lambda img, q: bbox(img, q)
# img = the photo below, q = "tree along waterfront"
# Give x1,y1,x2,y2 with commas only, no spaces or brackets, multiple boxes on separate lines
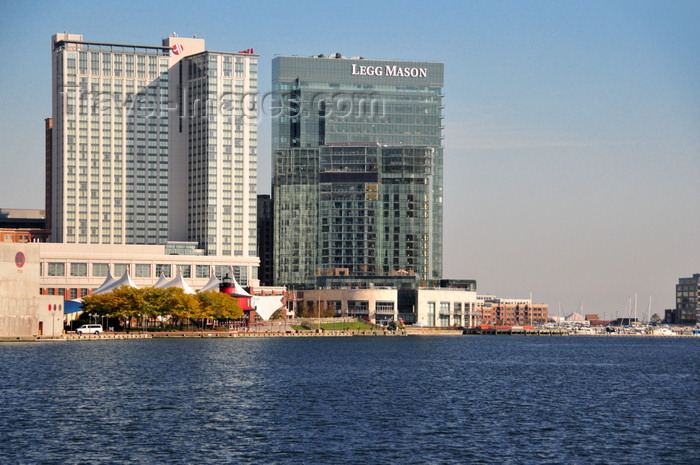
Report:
80,286,242,331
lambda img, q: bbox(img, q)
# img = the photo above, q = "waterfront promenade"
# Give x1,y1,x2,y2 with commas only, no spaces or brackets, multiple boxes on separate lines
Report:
4,324,697,341
465,326,570,336
57,329,407,340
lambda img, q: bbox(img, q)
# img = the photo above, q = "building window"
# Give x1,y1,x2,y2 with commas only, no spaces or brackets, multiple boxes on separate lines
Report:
439,313,450,327
134,263,151,278
215,265,229,279
48,263,65,277
92,263,109,277
114,263,129,276
178,265,191,278
376,301,395,313
427,302,435,326
232,266,247,285
347,300,369,316
70,263,88,277
196,265,210,279
440,302,450,314
155,264,171,278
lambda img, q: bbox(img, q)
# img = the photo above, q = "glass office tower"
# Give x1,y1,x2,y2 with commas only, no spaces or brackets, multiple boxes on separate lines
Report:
272,55,444,288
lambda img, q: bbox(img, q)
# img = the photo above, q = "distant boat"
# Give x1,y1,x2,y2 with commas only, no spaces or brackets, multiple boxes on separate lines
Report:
652,327,677,336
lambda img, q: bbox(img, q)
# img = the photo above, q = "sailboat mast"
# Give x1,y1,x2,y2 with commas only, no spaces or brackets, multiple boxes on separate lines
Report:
627,296,632,327
558,302,561,326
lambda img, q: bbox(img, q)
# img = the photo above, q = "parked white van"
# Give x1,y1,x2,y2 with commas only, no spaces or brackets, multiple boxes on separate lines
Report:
76,324,103,335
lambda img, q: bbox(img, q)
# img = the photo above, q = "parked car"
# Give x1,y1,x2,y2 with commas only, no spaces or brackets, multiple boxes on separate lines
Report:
76,324,102,335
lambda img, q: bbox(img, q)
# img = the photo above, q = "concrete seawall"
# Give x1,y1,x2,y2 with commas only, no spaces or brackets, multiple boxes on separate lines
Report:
7,329,696,342
151,330,407,338
3,330,408,341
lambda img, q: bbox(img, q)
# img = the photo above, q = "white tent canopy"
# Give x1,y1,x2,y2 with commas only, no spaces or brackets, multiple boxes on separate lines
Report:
252,295,285,321
163,269,196,294
198,272,221,292
92,269,116,295
93,270,139,295
225,267,252,297
153,271,169,289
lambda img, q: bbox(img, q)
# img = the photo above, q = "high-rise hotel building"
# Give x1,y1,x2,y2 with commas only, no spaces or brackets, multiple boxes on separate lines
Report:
272,55,444,288
50,33,259,280
51,33,170,245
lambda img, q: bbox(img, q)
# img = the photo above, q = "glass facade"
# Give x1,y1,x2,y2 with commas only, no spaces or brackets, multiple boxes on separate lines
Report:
676,274,700,324
272,56,444,288
273,148,319,288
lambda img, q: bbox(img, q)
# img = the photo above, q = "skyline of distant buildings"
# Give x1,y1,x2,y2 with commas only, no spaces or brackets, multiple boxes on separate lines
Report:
17,31,700,326
21,32,462,323
5,31,698,325
47,32,450,293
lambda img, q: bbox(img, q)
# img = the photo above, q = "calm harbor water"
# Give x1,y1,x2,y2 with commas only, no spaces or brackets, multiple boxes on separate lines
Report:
1,336,698,464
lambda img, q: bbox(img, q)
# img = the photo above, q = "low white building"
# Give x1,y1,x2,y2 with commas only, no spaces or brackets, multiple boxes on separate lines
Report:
300,288,399,323
298,286,478,327
415,288,478,327
37,242,260,300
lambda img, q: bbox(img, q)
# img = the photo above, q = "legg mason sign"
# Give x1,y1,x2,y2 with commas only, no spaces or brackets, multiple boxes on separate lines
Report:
351,64,427,78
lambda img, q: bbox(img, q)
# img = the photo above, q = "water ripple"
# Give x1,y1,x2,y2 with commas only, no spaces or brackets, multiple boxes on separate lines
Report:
0,336,698,464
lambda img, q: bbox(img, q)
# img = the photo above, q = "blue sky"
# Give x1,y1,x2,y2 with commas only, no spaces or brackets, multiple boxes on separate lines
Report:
1,0,698,319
